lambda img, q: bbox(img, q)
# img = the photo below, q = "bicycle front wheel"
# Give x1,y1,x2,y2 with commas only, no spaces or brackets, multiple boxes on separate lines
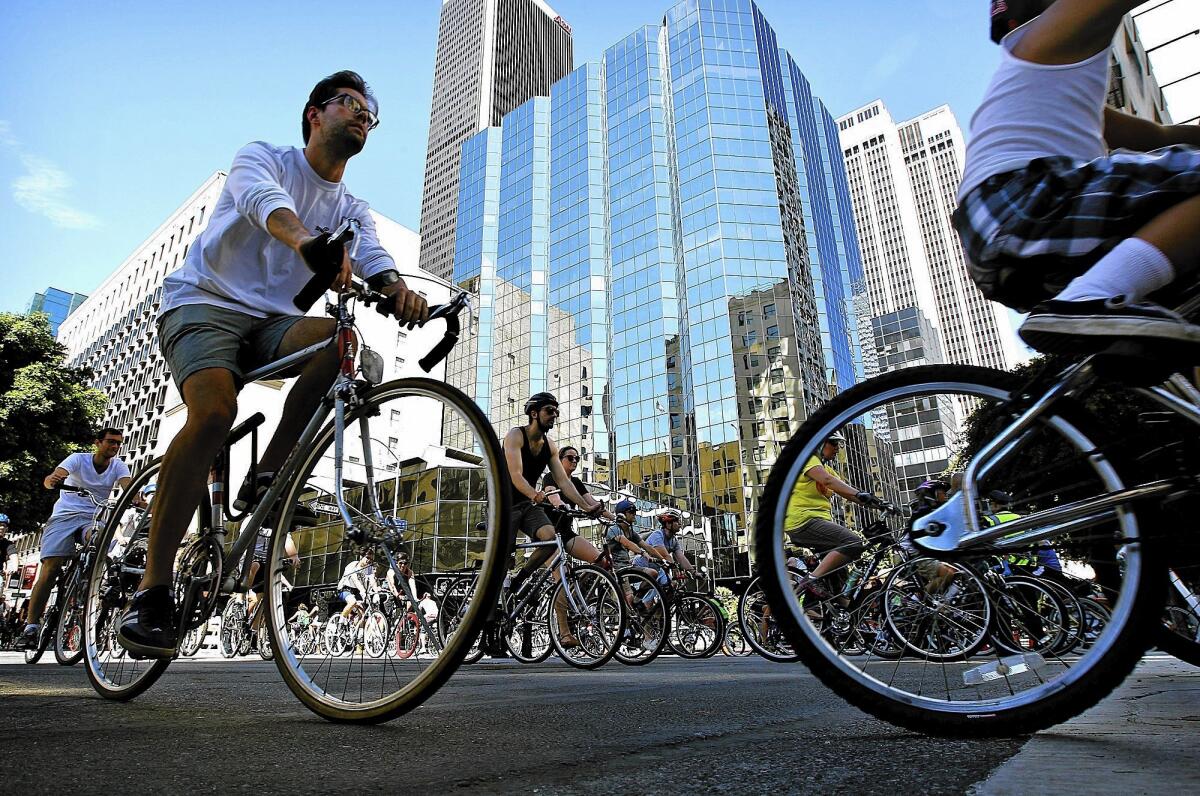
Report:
755,364,1164,736
267,377,511,723
549,564,626,669
82,459,171,699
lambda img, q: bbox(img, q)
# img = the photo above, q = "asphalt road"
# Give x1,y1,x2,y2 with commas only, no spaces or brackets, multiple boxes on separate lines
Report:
4,653,1028,794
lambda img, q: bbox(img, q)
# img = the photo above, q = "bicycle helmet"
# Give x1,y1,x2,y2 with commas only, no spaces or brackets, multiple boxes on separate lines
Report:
0,513,8,524
614,499,637,515
825,432,846,445
141,483,157,496
523,391,559,416
657,508,683,525
990,0,1049,44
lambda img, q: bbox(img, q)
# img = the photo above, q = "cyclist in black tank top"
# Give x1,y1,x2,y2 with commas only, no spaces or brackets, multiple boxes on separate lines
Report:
499,392,610,647
513,426,551,505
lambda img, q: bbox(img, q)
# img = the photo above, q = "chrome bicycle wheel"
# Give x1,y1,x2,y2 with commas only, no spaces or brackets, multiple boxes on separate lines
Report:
755,364,1164,736
613,569,669,666
267,377,511,723
739,575,799,663
504,584,554,664
549,564,626,669
83,459,171,700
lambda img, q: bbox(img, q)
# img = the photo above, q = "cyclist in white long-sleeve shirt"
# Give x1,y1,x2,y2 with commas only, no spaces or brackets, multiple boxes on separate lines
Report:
119,71,429,658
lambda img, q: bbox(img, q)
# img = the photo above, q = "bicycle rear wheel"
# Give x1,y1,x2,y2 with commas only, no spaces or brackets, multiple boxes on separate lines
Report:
613,569,669,666
267,378,511,723
54,575,85,666
739,575,799,663
82,459,171,699
755,364,1165,736
504,585,554,664
668,595,724,659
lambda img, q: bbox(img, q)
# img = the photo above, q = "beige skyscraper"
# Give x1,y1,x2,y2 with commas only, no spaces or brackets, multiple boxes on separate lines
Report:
417,0,573,281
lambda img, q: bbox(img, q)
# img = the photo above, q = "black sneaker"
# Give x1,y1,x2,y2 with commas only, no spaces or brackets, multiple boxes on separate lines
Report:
1019,297,1200,355
117,585,178,659
21,624,41,650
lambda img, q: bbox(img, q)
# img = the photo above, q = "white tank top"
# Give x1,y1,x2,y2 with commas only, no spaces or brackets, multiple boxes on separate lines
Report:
958,26,1109,202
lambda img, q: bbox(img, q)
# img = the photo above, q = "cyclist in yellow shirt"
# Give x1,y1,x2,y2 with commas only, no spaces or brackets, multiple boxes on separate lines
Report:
784,432,883,598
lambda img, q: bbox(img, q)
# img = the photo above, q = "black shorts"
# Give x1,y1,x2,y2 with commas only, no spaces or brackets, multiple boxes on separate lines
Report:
953,146,1200,311
510,502,576,542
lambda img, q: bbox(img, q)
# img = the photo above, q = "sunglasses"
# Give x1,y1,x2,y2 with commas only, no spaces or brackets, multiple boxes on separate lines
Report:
319,93,380,130
563,455,580,463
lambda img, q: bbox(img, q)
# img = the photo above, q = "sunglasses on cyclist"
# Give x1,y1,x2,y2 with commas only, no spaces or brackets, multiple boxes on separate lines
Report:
319,93,380,130
563,455,581,463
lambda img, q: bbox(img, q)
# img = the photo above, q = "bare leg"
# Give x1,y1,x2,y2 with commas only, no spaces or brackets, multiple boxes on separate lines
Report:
258,319,342,475
1134,197,1200,282
810,550,851,579
25,558,66,625
140,368,238,590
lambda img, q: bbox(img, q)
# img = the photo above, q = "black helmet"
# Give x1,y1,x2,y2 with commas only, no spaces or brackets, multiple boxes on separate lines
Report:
990,0,1048,44
524,392,559,416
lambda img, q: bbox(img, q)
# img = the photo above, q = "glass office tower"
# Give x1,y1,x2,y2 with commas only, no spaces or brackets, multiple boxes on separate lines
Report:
451,0,894,579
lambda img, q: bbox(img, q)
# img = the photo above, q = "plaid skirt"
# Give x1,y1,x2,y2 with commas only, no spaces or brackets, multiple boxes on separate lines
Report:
953,146,1200,311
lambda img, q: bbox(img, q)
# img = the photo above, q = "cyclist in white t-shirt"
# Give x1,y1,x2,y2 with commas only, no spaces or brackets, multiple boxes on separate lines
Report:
954,1,1200,355
119,71,430,658
23,427,134,648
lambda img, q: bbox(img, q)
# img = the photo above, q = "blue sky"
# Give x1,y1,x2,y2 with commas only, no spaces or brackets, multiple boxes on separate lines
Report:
0,0,1004,312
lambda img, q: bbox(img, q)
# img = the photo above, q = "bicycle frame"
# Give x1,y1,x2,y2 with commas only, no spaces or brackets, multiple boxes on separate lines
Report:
913,356,1200,557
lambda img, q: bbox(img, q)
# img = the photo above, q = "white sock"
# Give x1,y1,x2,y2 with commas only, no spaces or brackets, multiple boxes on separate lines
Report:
1056,238,1175,303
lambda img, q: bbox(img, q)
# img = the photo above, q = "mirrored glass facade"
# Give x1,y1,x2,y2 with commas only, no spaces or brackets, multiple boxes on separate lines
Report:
451,0,889,581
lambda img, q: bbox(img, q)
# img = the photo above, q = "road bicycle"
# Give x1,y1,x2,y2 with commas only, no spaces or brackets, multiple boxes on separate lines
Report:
25,486,119,666
81,218,512,723
756,289,1200,735
447,505,627,669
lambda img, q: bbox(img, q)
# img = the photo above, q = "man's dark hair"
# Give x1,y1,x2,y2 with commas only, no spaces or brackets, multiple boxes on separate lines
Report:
559,446,579,460
96,426,123,441
302,70,377,144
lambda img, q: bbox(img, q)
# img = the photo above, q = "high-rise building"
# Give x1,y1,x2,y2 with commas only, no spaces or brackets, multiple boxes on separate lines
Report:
418,0,574,282
838,101,1018,374
26,287,87,337
451,0,890,581
837,101,1022,499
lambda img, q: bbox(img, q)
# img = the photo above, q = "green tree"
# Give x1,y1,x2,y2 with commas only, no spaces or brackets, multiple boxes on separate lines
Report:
0,312,107,534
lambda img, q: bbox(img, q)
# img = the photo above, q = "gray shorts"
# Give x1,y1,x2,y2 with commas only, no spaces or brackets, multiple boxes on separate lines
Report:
40,512,92,559
510,502,557,540
157,304,307,390
787,518,865,560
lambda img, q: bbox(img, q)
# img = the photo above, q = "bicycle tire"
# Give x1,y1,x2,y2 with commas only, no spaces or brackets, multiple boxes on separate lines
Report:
613,569,669,666
266,377,511,723
504,584,555,664
549,563,626,669
738,575,800,663
179,624,206,657
1158,607,1200,667
668,595,724,659
82,458,171,700
722,624,752,657
24,620,50,665
755,364,1165,737
54,574,85,666
988,575,1072,657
